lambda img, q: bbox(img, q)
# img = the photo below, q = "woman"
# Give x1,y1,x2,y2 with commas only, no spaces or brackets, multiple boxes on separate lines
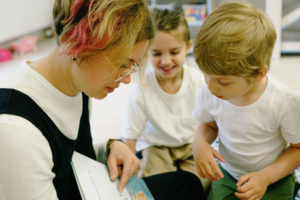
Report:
0,0,204,200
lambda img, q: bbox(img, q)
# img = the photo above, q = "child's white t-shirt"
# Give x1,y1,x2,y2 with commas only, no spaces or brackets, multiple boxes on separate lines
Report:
192,75,300,179
122,65,204,152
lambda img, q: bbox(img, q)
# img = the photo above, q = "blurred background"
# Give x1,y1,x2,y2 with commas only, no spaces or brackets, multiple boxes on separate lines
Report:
0,0,299,144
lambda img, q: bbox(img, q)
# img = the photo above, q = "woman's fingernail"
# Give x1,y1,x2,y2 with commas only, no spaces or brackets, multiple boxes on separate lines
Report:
119,187,124,192
111,173,116,180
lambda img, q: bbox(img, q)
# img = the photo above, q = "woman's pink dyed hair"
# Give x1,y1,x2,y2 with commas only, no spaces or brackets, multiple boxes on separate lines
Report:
53,0,155,62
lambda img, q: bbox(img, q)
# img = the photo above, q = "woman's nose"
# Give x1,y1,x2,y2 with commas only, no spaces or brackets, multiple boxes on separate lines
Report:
120,74,131,84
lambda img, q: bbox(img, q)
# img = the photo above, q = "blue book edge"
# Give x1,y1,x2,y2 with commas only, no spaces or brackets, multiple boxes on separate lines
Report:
126,176,155,200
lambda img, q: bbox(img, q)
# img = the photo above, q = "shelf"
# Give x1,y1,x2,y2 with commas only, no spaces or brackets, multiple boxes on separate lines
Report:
281,42,300,54
187,21,204,27
282,6,300,30
281,6,300,53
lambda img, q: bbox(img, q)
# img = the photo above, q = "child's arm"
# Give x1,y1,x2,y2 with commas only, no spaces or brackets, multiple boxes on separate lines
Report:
192,121,226,182
235,143,300,200
123,138,137,154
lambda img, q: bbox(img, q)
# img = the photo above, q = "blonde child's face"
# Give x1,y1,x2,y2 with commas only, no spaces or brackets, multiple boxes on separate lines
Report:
148,31,190,79
204,73,254,100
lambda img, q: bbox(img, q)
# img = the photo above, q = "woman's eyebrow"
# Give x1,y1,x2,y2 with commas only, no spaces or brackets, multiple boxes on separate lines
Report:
128,58,136,62
128,58,141,63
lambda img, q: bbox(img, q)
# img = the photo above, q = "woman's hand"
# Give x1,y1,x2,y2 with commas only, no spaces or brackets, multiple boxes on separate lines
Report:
107,141,140,192
192,139,225,182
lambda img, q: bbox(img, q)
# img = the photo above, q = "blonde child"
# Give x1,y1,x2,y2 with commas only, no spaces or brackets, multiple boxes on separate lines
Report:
122,8,210,192
192,2,300,200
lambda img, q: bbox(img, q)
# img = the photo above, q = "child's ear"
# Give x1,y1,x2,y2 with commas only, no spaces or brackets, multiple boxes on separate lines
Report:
257,65,268,82
186,40,193,55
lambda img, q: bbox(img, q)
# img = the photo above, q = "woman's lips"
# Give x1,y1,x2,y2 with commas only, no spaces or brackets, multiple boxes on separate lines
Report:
106,87,115,93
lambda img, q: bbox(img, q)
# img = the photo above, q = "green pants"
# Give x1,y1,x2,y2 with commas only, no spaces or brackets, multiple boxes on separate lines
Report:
208,164,295,200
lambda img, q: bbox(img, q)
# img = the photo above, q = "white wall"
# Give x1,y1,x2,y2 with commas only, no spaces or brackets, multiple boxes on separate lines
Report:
0,0,55,43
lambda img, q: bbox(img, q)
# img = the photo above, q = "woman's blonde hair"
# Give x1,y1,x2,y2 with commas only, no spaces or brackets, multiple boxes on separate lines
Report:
193,1,276,83
53,0,155,68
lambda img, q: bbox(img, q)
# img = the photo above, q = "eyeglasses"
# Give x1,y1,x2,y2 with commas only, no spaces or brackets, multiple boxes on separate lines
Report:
115,62,141,82
102,53,141,82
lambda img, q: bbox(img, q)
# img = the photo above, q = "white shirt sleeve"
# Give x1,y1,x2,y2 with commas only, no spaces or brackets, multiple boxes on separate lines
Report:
0,116,58,200
280,95,300,144
192,84,215,123
93,141,109,165
122,84,148,140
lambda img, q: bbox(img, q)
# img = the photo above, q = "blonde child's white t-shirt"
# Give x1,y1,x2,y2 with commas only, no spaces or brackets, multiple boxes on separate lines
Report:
192,75,300,179
122,65,204,152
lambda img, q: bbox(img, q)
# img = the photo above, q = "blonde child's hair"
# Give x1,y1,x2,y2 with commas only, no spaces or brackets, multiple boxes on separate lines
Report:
193,1,276,83
151,8,190,46
53,0,155,71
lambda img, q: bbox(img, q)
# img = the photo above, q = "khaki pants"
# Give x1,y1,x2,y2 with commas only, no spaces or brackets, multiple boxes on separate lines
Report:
138,144,211,193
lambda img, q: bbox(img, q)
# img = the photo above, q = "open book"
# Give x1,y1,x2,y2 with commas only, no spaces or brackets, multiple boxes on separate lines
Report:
72,152,155,200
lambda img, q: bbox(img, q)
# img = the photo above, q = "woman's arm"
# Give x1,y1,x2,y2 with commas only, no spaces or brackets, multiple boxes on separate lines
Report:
0,118,58,200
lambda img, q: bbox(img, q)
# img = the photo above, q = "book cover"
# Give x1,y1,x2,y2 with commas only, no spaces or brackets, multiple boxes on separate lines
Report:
72,151,155,200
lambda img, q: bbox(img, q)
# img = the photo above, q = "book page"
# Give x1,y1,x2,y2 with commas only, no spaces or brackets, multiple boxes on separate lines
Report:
72,152,155,200
72,152,131,200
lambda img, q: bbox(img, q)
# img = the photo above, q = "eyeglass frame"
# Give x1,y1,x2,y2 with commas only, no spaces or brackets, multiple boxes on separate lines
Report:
101,52,141,82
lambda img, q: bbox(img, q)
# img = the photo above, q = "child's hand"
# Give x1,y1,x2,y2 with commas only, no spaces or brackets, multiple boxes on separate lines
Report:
193,140,226,182
235,171,270,200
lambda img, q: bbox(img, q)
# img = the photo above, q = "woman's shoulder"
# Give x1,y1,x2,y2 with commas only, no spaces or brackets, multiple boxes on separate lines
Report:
0,114,52,149
0,114,53,170
0,114,55,199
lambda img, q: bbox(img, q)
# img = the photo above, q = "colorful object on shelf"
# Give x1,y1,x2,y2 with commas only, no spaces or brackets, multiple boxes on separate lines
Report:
182,4,206,22
10,36,38,55
0,48,13,62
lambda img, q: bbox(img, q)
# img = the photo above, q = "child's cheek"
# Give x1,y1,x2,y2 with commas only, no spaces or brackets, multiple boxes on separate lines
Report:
149,57,158,67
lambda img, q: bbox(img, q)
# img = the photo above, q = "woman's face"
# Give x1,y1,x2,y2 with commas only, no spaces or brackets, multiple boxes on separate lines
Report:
71,39,149,99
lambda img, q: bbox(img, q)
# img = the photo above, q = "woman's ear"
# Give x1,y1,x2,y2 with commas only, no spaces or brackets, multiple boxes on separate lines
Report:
186,40,193,55
257,65,268,82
